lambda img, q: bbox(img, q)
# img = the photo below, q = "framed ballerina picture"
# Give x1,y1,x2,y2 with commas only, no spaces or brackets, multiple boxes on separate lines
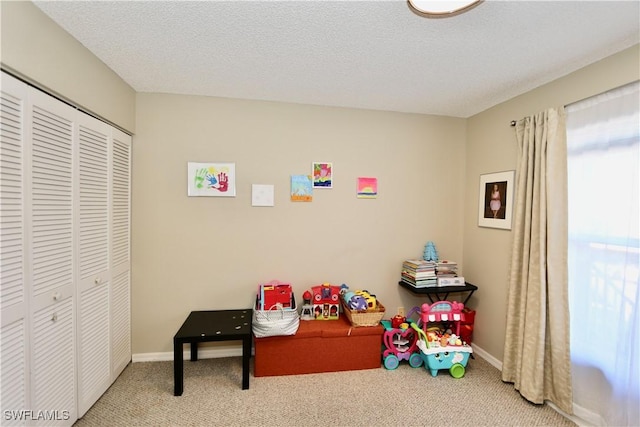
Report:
478,170,514,229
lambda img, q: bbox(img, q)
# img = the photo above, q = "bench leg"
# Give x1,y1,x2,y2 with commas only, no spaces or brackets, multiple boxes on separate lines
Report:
174,339,183,396
242,336,251,390
190,342,198,361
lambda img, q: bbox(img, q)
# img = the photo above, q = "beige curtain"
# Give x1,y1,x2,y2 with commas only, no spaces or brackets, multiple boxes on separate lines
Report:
501,107,573,414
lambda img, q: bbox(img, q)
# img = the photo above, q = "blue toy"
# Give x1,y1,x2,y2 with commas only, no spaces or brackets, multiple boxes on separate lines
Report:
423,241,439,262
348,295,368,311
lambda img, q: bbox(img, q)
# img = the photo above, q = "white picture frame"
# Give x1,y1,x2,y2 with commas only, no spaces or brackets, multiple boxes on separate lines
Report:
478,170,514,230
187,162,236,197
311,161,333,189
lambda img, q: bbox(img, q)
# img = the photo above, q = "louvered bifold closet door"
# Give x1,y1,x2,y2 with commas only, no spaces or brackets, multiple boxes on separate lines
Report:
1,72,29,426
75,113,111,418
110,128,131,379
28,86,77,426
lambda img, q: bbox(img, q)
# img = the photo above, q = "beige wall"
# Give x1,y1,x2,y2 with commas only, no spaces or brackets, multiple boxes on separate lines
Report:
5,0,638,359
132,94,466,353
464,44,640,362
0,1,136,133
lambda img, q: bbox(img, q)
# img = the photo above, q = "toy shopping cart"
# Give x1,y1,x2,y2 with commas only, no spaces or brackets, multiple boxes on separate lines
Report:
411,300,473,378
380,307,423,370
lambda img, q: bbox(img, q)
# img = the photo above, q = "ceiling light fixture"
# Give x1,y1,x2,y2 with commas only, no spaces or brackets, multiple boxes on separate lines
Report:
408,0,482,17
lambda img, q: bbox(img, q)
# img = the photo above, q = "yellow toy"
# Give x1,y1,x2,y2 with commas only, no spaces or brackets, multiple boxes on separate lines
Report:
354,290,377,310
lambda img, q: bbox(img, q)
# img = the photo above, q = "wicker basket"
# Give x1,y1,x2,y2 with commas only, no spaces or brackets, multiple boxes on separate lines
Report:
341,300,386,327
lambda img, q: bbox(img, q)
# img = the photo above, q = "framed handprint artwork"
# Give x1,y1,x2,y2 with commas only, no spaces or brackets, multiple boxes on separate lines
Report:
187,162,236,197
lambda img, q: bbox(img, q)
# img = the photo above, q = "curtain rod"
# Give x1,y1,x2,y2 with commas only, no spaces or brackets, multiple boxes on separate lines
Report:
509,80,640,127
510,101,571,126
510,99,574,126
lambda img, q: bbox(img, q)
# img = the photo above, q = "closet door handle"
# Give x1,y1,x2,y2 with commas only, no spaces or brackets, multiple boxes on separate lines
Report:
53,292,61,301
51,313,58,322
94,277,102,285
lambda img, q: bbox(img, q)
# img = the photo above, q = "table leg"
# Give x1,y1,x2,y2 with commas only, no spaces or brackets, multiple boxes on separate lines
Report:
242,335,251,390
174,339,183,396
190,342,198,361
463,291,476,305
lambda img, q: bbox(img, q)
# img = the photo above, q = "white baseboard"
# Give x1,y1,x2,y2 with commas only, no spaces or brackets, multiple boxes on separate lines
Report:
471,344,503,371
547,402,600,427
135,342,502,368
468,346,595,427
132,344,248,363
135,342,504,366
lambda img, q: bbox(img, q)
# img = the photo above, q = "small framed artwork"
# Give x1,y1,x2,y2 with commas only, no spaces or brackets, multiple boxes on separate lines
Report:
478,170,515,229
357,177,377,199
252,184,274,207
290,175,313,202
187,162,236,197
312,162,333,188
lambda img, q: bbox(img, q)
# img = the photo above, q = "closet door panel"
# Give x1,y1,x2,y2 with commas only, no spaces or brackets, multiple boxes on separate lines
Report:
77,116,109,280
1,73,29,425
110,268,130,377
0,320,27,427
76,113,111,417
1,73,27,316
77,283,109,416
110,129,131,378
28,85,77,427
110,130,130,271
31,296,75,426
28,88,75,312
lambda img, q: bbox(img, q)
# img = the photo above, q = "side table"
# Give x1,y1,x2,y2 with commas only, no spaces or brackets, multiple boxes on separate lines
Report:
173,309,252,396
398,281,478,305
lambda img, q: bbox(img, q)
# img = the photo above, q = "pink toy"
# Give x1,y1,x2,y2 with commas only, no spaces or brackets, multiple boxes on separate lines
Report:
420,300,464,336
381,306,423,370
415,300,473,377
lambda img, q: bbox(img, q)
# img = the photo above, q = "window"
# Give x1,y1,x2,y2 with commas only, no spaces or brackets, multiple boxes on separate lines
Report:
566,81,639,426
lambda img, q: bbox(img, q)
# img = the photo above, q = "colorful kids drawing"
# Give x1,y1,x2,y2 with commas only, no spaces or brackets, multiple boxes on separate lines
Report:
194,165,229,192
187,162,236,197
312,162,332,188
291,175,313,202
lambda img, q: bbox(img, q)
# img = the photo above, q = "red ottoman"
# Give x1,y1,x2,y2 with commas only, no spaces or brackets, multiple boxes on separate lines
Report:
254,316,384,377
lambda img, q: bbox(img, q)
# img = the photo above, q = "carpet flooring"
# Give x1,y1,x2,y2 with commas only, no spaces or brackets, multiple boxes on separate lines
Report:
74,355,576,426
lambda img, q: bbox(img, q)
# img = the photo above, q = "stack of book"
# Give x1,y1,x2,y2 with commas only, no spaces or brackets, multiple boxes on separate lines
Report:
401,259,437,288
436,260,458,277
436,260,465,286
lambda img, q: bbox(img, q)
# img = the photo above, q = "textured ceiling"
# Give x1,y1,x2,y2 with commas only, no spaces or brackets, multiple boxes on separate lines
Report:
34,0,639,118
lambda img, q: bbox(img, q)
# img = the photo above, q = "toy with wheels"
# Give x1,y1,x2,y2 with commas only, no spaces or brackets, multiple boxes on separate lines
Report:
380,307,423,370
411,300,473,378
